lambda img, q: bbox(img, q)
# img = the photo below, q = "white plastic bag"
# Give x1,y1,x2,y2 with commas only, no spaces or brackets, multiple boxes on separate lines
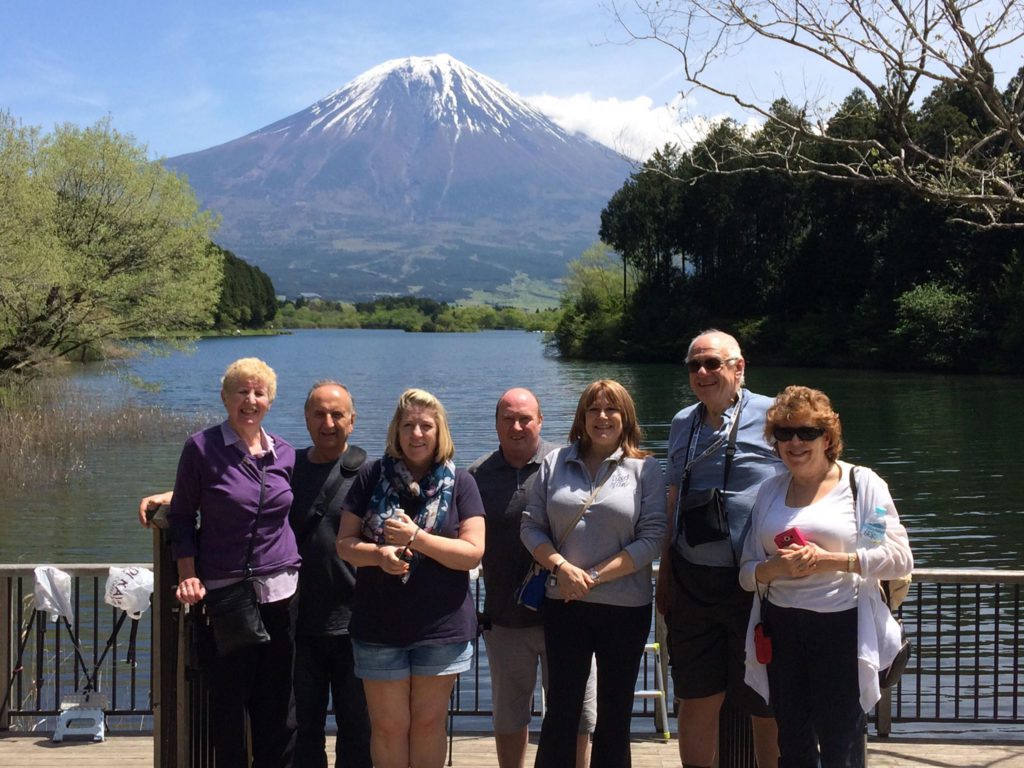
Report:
104,566,154,619
34,566,75,623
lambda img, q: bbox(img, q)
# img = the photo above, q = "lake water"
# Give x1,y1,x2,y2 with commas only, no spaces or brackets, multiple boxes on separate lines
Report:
2,328,1022,569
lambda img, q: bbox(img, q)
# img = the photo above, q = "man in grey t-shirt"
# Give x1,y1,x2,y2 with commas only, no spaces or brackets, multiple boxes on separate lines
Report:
468,387,595,768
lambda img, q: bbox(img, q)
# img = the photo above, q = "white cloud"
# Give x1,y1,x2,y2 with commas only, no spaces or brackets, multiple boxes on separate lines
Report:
525,91,717,161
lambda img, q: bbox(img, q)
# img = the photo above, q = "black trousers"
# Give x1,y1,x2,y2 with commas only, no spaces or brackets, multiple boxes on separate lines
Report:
535,599,651,768
293,633,372,768
200,594,297,768
765,604,866,768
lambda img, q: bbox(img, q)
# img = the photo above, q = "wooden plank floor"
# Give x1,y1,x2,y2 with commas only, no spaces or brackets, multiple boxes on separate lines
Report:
3,732,1024,767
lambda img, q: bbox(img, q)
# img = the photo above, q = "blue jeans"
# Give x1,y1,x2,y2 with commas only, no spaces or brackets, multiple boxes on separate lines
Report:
293,633,372,768
766,604,865,768
535,599,651,768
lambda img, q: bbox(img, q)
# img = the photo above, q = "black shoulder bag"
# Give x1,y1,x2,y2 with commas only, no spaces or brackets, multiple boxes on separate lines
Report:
677,396,743,548
203,460,272,657
293,446,366,548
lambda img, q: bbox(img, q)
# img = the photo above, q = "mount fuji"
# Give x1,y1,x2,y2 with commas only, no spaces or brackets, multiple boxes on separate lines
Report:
164,54,632,302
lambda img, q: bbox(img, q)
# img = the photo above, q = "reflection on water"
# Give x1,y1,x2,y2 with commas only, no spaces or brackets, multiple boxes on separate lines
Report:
1,329,1022,568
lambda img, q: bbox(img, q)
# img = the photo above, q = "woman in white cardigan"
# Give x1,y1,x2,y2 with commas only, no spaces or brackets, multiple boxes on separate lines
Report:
739,386,912,768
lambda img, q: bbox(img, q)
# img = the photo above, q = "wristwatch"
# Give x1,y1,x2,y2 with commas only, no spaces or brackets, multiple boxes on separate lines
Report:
588,568,601,583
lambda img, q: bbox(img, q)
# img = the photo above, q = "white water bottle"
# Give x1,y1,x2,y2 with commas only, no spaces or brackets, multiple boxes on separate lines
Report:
860,506,887,544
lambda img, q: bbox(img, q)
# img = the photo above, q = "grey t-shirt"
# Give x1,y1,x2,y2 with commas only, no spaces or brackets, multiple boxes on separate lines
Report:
521,444,667,608
468,440,559,628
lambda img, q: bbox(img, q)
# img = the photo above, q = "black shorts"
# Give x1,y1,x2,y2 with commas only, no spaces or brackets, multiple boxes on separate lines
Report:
666,550,772,717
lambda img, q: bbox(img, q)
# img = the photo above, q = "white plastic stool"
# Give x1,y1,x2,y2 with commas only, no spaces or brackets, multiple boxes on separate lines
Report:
634,642,670,740
52,691,107,742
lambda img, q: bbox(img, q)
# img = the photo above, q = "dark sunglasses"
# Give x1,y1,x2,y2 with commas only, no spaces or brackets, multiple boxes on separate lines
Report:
772,426,826,442
685,356,737,373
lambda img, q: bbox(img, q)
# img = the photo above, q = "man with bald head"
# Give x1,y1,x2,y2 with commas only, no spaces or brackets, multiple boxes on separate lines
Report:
469,388,595,768
657,330,781,768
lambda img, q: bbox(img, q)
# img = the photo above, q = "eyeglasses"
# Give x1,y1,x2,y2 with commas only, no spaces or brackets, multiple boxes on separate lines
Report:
772,426,826,442
685,356,737,373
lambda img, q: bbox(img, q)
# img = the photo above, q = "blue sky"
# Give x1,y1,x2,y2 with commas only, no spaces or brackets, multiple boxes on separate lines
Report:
21,1,1013,162
2,1,755,160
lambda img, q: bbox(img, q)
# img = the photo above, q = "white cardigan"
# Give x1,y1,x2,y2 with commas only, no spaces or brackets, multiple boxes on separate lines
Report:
741,462,913,712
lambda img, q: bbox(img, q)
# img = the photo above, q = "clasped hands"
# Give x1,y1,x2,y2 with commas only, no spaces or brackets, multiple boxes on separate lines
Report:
379,512,419,577
554,561,595,603
769,541,823,579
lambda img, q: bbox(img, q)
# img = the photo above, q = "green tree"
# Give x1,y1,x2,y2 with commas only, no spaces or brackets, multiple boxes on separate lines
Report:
552,243,625,358
215,246,277,329
0,114,221,377
600,145,689,289
891,282,977,368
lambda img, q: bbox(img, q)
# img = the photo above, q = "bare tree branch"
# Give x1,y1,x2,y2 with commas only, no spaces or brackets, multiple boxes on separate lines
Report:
613,0,1024,227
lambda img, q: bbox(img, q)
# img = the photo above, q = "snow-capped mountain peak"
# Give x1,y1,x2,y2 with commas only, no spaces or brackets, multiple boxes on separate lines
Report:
264,53,566,144
165,54,630,302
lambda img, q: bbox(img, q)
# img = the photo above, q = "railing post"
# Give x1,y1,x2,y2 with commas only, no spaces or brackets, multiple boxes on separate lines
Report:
876,685,893,737
718,696,757,768
151,509,185,767
0,574,11,731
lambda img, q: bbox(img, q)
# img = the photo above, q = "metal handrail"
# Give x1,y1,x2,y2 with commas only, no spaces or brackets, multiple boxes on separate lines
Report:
4,564,1024,743
0,563,156,732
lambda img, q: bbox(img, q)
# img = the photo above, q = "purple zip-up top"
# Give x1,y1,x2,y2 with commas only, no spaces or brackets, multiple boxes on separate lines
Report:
167,422,300,581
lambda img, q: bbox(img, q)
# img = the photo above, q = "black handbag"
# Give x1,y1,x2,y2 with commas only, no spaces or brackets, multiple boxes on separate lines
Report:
679,487,729,547
204,578,270,656
879,622,912,688
203,460,271,657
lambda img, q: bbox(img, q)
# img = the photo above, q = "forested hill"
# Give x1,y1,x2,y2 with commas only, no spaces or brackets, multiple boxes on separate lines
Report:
556,83,1024,374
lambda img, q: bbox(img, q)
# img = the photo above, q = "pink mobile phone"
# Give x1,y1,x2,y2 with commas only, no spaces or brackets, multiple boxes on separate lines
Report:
774,527,808,549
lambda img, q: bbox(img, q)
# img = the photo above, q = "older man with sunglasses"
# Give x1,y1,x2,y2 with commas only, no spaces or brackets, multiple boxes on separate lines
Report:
656,329,782,768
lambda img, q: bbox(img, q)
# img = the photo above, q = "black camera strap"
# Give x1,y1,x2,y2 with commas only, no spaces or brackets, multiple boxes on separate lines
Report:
242,459,268,579
681,390,744,496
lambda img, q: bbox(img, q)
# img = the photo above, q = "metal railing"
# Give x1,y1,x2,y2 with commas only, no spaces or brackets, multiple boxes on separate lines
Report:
877,568,1024,734
0,564,155,730
4,559,1024,759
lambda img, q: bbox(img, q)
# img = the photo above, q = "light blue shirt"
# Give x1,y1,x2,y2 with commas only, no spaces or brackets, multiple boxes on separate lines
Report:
667,389,782,566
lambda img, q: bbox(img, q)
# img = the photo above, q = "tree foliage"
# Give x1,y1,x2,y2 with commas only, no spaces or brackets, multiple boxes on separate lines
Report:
551,243,628,358
614,0,1024,228
276,296,559,333
583,98,1024,371
0,114,221,377
215,246,277,329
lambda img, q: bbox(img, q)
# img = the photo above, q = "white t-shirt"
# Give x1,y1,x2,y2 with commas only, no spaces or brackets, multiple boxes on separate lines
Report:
751,471,859,612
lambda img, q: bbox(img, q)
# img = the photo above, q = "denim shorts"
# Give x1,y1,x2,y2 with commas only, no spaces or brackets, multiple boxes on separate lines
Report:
352,639,473,681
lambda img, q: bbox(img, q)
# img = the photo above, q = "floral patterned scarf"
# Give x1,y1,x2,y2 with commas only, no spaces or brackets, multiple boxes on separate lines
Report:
362,454,456,579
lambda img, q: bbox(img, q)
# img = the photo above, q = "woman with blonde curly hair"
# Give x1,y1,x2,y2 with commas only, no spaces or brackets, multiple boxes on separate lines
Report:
337,388,485,768
740,385,913,768
521,379,666,768
166,357,299,767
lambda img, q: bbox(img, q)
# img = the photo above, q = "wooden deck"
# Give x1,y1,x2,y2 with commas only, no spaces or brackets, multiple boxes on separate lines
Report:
2,732,1024,767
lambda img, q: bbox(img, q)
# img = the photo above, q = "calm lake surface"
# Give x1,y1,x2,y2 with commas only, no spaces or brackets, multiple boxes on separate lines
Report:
2,328,1022,569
